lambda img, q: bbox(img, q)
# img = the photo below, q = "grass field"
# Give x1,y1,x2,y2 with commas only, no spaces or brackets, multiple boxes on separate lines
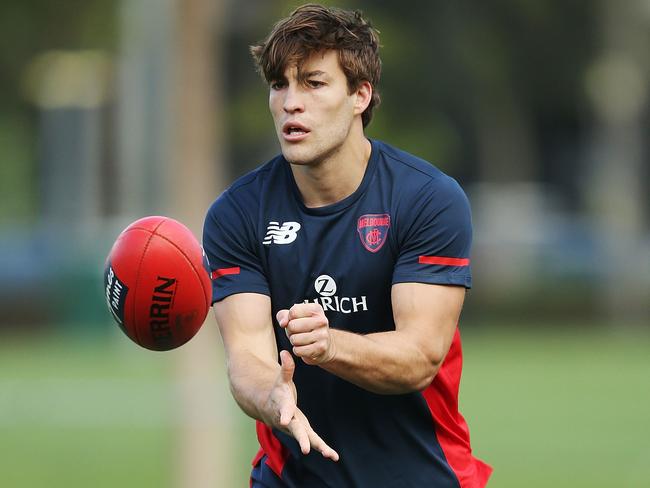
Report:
460,324,650,488
0,323,648,487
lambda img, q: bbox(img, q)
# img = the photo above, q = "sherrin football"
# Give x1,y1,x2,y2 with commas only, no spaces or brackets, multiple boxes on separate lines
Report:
104,216,212,351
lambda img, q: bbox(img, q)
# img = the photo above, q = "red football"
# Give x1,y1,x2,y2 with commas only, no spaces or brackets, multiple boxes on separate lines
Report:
104,216,212,351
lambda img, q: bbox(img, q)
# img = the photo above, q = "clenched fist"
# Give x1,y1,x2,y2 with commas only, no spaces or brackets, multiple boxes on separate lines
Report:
276,303,336,365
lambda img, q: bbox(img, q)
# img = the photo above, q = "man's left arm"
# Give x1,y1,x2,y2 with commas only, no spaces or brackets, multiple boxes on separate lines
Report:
277,282,465,394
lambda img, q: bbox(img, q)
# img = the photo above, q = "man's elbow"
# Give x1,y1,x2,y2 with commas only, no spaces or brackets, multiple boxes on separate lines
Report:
411,364,440,391
371,347,445,394
410,350,444,391
373,361,439,394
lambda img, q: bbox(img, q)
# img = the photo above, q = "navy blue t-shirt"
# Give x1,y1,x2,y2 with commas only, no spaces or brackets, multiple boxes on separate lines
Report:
203,139,491,488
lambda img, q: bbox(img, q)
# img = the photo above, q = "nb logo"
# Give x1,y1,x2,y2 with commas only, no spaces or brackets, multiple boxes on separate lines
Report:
263,221,301,245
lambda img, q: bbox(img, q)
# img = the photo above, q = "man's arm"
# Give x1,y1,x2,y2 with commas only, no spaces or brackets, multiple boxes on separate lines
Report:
214,292,338,460
277,282,465,394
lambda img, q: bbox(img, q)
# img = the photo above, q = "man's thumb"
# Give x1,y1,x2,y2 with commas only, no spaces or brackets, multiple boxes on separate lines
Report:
276,309,289,328
279,350,295,383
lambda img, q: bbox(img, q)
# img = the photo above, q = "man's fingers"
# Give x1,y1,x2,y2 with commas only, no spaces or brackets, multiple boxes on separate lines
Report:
307,427,340,461
290,409,339,461
287,330,317,347
285,316,325,335
288,417,311,455
289,302,324,320
288,415,336,459
292,344,316,358
279,350,295,384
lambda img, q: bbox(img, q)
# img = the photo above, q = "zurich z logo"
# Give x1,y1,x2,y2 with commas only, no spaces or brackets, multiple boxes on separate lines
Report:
263,221,301,245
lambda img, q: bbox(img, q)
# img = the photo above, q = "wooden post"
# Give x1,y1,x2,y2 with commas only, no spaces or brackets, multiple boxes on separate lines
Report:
171,0,231,486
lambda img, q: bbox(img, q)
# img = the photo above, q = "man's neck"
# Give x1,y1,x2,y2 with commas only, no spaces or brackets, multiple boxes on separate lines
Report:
290,135,372,208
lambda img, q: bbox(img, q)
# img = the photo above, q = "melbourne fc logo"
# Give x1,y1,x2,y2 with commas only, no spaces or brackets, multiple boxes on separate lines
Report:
357,213,390,253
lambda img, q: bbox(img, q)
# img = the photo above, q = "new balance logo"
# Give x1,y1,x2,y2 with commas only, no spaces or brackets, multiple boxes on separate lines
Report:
263,221,301,245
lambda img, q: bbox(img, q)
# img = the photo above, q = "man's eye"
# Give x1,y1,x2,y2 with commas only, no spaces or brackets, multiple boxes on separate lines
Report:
270,81,286,90
307,80,325,88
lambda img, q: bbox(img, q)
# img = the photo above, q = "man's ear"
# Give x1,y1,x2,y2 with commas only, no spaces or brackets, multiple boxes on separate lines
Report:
353,81,372,116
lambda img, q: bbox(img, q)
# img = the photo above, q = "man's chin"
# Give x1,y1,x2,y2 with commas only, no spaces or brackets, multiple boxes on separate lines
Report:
282,146,314,166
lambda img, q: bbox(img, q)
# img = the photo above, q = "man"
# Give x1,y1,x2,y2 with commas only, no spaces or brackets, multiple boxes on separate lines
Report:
203,4,491,487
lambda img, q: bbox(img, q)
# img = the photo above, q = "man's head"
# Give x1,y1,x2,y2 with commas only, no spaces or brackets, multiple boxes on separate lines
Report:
251,4,381,128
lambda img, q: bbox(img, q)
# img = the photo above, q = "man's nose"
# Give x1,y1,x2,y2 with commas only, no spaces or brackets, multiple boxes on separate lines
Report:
283,84,305,113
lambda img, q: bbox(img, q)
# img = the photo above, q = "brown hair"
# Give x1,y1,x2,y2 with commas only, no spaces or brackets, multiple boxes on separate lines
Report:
250,3,381,127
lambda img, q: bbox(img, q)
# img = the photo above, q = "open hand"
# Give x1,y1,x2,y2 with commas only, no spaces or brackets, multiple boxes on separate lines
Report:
263,350,339,461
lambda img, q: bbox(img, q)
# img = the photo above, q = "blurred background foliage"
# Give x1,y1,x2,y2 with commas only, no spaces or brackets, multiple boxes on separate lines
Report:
0,0,116,221
0,0,648,487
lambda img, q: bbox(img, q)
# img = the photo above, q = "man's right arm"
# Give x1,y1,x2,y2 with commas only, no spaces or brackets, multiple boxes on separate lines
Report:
213,292,280,420
213,292,339,461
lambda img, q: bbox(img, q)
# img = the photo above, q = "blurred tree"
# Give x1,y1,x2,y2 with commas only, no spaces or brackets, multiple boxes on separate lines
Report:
0,0,116,223
584,0,649,321
224,0,599,190
221,0,648,322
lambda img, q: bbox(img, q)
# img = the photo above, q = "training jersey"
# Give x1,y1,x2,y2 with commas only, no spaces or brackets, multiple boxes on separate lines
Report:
203,139,492,488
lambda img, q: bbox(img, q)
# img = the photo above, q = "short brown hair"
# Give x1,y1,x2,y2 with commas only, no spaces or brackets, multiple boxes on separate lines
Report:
251,3,381,128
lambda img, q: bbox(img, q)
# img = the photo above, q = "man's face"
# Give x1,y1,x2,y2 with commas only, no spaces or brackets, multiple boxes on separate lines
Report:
269,50,359,165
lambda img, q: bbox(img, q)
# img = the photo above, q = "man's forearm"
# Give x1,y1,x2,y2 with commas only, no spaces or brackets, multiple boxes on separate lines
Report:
319,328,442,394
227,355,280,422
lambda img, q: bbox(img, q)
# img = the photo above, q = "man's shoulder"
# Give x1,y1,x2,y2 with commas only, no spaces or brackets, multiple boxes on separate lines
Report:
373,139,463,195
221,155,284,201
227,154,284,196
206,154,284,223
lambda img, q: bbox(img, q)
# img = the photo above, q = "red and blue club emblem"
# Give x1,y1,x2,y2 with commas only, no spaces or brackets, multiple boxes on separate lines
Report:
357,214,390,253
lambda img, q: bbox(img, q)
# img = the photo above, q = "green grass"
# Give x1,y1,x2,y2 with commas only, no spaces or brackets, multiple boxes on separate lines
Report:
0,333,177,488
0,324,648,487
460,325,650,488
3,427,171,487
